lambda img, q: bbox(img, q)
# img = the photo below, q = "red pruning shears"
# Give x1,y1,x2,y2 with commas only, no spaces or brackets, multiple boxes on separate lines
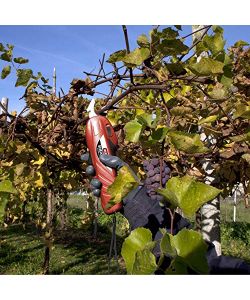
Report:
85,99,122,214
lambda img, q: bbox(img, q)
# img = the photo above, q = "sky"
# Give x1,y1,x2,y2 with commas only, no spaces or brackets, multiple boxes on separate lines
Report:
0,25,250,113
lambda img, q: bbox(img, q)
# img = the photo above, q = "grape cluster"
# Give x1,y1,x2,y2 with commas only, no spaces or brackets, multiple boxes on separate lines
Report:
143,158,171,201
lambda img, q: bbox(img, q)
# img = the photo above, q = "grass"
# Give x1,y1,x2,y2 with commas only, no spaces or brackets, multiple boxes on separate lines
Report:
221,222,250,264
220,199,250,223
0,195,249,274
0,223,126,275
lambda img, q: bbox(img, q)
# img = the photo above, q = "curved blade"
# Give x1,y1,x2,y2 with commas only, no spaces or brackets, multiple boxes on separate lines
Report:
87,98,97,118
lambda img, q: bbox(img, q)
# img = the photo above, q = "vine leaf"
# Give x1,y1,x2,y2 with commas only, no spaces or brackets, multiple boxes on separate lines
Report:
168,130,209,154
166,256,188,274
158,39,188,56
189,57,224,76
0,43,5,51
208,86,228,100
1,65,11,79
151,126,168,141
160,232,176,257
106,165,139,209
15,69,33,87
121,227,156,274
132,249,157,275
122,48,151,66
203,33,225,55
107,50,126,63
34,172,44,188
0,180,17,194
233,103,250,119
32,155,45,166
161,27,179,39
171,229,209,274
13,57,29,64
136,112,155,128
0,51,12,62
198,115,218,125
234,40,249,47
157,175,221,217
137,34,150,48
124,120,143,142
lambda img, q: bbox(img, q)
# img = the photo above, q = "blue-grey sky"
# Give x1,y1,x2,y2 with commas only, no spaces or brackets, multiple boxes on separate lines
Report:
0,25,250,113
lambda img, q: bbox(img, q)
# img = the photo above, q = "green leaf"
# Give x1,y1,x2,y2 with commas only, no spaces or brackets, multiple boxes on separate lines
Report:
168,130,209,154
212,25,224,34
0,180,17,194
230,131,250,142
132,249,157,275
219,64,234,88
15,69,33,87
165,62,186,75
1,65,11,79
0,51,12,62
203,33,225,55
137,34,150,48
170,106,193,116
150,28,161,48
0,192,9,222
0,43,5,52
174,25,182,31
166,256,188,274
122,48,151,66
234,40,249,47
13,57,29,64
157,175,221,217
233,103,250,119
136,112,154,128
172,229,209,274
106,165,139,209
208,86,228,100
161,27,178,39
188,57,224,76
124,120,143,142
158,39,188,56
151,127,168,141
107,50,126,63
7,44,14,50
121,227,154,274
160,232,176,257
198,115,218,125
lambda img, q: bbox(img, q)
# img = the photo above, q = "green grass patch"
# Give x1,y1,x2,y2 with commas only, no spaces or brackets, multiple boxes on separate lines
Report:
220,199,250,223
0,223,126,275
221,222,250,264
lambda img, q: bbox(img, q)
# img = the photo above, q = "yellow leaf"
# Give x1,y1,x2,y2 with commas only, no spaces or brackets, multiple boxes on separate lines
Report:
32,155,45,165
34,172,44,188
106,166,140,209
41,222,46,229
1,161,13,167
15,144,26,154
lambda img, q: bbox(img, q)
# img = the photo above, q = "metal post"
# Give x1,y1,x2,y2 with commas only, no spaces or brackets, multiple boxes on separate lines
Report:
233,188,237,222
53,67,56,97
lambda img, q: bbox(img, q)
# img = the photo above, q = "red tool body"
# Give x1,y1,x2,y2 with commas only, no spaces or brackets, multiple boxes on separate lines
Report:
86,103,122,214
